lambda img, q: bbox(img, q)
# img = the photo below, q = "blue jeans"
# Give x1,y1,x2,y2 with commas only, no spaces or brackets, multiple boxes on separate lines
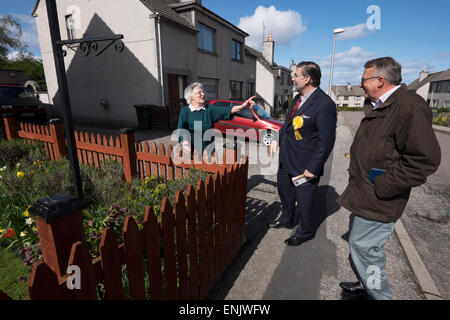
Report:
348,214,395,300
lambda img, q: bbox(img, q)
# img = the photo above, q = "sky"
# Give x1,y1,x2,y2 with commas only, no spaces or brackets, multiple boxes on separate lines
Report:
1,0,450,90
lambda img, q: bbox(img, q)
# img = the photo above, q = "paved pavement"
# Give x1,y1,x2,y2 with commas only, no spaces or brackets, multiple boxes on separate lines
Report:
208,113,425,300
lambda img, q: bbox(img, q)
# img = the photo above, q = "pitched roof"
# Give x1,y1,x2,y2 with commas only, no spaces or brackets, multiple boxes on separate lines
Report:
31,0,196,31
408,68,450,91
332,85,365,96
139,0,196,30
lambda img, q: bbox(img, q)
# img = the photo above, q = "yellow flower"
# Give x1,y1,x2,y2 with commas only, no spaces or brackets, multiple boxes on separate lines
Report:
20,231,27,237
32,227,37,232
0,228,3,233
23,205,31,217
17,171,25,178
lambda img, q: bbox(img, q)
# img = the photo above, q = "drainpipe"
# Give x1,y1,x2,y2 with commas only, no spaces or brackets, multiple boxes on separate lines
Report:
156,12,165,107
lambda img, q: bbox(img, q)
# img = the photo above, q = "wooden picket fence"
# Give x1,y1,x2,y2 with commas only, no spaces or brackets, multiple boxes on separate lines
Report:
2,116,241,181
0,116,248,300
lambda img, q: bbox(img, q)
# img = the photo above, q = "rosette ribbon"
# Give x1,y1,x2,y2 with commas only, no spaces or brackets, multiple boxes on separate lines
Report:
292,116,304,140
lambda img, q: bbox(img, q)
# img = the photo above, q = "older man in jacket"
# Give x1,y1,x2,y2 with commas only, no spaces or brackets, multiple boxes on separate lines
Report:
337,57,441,300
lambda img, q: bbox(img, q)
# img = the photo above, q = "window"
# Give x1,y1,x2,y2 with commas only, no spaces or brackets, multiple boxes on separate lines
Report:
65,15,75,40
198,23,215,53
344,96,349,100
355,96,361,100
230,81,243,99
354,103,360,107
445,101,450,108
198,77,218,99
433,100,439,107
246,82,255,99
232,39,242,61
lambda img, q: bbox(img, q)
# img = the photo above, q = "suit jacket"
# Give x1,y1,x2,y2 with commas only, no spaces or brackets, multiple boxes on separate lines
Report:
279,88,337,176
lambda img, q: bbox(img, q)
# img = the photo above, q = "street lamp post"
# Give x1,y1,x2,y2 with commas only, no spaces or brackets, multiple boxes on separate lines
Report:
328,28,345,97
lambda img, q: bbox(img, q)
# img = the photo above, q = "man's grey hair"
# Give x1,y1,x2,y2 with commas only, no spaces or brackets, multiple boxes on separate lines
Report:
364,57,402,85
184,82,204,103
297,61,321,87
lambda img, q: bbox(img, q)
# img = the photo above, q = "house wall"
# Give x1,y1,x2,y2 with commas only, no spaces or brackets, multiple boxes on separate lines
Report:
416,82,430,102
255,61,274,114
35,0,162,127
192,10,255,100
274,69,292,113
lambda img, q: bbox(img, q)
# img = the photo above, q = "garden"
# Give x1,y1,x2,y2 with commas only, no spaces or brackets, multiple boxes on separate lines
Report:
0,138,211,299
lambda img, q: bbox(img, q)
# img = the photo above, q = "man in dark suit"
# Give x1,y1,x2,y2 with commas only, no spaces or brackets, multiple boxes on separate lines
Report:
268,61,337,246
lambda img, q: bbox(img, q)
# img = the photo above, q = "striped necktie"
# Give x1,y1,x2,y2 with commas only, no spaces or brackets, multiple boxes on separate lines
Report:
288,96,302,122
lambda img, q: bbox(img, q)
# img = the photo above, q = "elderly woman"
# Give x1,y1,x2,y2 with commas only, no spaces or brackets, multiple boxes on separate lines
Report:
177,82,255,156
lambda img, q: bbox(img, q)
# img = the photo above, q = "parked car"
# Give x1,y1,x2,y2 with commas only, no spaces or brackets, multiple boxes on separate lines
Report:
206,99,283,146
0,84,47,138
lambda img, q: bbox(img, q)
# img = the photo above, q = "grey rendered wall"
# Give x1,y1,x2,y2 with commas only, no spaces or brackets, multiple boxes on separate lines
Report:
35,0,160,127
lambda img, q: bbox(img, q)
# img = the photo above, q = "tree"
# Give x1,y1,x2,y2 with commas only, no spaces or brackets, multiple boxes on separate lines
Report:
0,15,46,90
0,15,29,60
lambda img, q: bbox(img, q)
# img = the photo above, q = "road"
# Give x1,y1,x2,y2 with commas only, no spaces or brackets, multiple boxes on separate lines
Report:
341,111,450,300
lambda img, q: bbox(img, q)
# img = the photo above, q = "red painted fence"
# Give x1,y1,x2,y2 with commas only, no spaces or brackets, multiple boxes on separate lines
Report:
0,116,248,300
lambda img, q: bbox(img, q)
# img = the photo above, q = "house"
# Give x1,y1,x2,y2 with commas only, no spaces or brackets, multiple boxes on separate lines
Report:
329,83,365,108
245,35,293,116
408,68,450,109
32,0,257,129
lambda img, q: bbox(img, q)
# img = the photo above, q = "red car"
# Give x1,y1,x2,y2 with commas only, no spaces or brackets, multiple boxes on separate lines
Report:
206,99,283,146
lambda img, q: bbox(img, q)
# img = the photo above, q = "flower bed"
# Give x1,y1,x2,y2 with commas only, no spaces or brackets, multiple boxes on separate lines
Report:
0,138,210,267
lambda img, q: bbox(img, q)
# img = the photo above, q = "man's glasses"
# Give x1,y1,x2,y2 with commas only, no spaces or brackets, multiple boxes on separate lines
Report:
360,76,380,84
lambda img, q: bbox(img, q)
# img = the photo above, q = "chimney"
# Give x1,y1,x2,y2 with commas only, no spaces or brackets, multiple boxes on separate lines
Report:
262,34,274,65
419,69,429,82
347,82,351,91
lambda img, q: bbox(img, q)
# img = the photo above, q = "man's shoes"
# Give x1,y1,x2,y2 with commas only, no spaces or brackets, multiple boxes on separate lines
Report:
339,281,366,295
267,220,294,229
284,236,311,246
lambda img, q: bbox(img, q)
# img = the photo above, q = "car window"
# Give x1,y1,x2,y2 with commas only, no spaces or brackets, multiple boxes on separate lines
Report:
211,101,231,108
252,104,270,119
236,108,253,119
0,86,35,99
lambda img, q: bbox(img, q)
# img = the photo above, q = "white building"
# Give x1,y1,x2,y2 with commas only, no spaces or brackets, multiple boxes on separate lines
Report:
32,0,256,129
329,83,365,108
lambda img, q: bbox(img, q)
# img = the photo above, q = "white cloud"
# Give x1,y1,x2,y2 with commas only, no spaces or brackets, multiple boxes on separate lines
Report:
336,23,375,41
238,5,306,49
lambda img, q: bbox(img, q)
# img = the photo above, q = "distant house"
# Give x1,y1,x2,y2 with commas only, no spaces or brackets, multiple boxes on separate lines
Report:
32,0,256,129
328,83,365,108
408,68,450,109
245,35,292,116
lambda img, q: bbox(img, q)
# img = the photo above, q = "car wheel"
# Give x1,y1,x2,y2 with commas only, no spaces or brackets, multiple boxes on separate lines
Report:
261,132,274,146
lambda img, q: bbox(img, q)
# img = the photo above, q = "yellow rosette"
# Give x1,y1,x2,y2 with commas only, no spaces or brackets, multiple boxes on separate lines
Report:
292,116,304,140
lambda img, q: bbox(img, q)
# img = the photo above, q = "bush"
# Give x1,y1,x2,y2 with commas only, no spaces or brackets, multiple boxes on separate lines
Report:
433,112,449,126
0,139,47,168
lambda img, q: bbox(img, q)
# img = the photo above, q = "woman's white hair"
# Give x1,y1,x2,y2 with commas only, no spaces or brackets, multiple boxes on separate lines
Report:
184,82,204,103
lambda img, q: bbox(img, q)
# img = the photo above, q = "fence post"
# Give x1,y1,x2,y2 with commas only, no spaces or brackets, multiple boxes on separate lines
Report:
223,142,238,166
120,128,137,183
28,192,86,278
2,115,19,140
49,118,68,160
